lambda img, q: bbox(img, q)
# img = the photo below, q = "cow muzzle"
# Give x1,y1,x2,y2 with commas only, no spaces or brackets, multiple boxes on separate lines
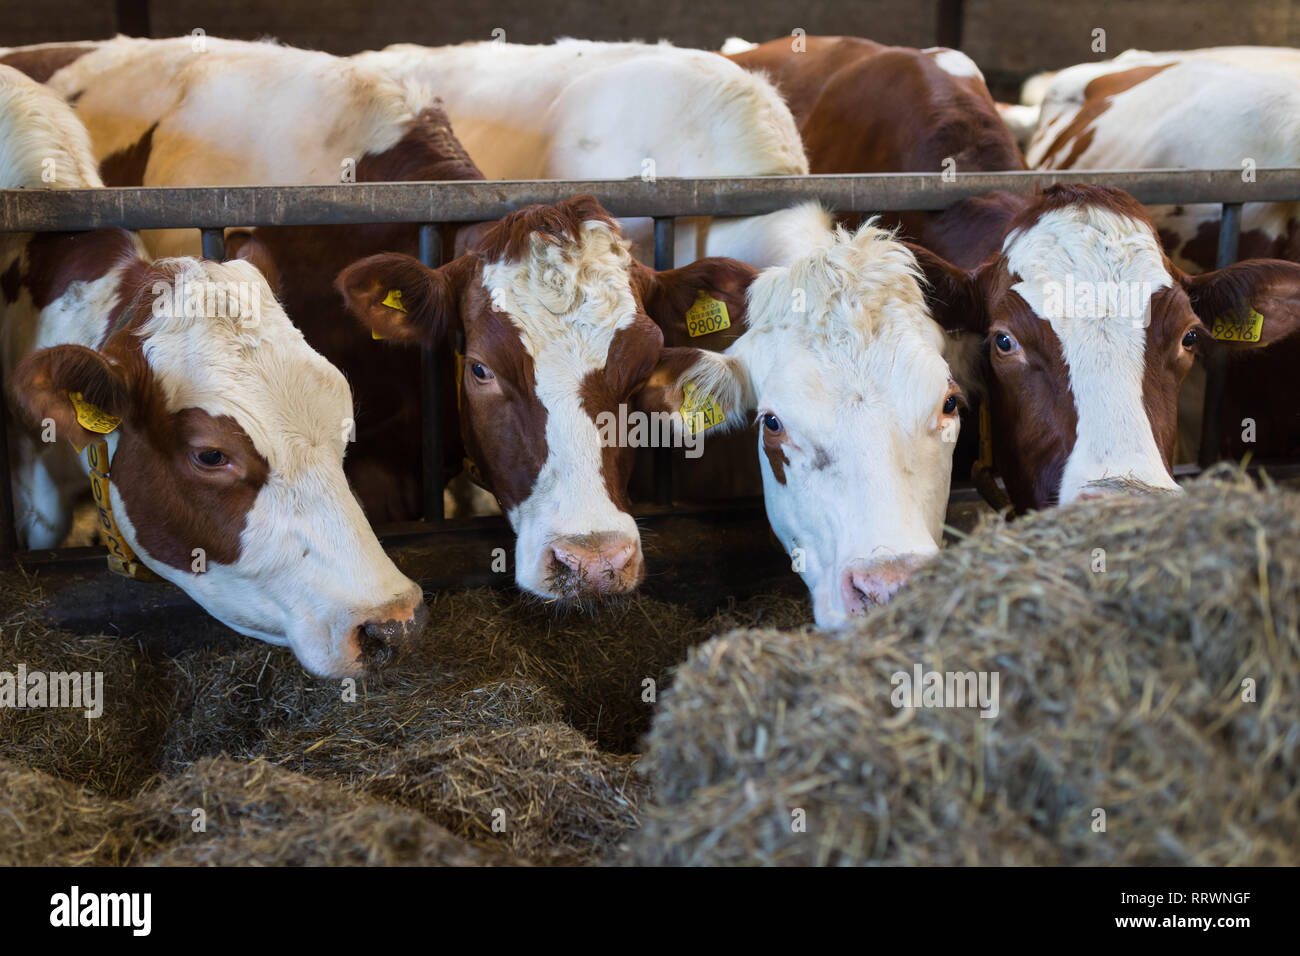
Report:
841,555,927,618
352,587,428,671
545,531,644,598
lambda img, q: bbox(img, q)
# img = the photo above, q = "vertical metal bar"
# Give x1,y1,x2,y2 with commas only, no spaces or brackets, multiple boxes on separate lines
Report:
1199,202,1242,467
652,217,676,507
200,227,225,260
418,223,445,522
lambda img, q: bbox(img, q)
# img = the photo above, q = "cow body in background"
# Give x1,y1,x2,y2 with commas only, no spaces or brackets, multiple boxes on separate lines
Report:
0,64,424,676
351,39,830,269
4,36,485,523
724,35,1026,266
1022,48,1300,463
339,196,971,624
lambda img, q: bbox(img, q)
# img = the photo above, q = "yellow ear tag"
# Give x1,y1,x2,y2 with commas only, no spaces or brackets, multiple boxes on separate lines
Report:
685,291,730,337
1210,306,1264,343
681,382,724,436
373,288,407,340
68,392,121,434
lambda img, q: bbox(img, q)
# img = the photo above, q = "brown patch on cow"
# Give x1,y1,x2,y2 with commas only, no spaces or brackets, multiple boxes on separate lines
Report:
578,317,665,510
979,259,1077,510
99,123,156,187
455,272,552,511
0,45,93,83
1039,64,1174,169
355,106,483,183
473,194,618,265
112,406,271,570
20,227,140,310
762,432,791,485
1173,219,1286,274
1,260,20,303
1141,284,1200,470
921,191,1028,271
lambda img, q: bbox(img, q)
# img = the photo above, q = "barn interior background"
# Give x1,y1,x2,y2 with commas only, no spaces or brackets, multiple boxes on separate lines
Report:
4,0,1297,98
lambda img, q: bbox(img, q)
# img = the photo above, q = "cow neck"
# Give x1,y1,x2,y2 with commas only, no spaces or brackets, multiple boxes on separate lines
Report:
84,436,160,581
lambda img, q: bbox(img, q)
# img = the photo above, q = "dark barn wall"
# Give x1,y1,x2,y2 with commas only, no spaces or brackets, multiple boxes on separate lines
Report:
0,0,1294,96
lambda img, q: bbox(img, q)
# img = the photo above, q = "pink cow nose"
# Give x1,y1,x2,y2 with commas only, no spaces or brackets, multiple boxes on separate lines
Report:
841,556,925,617
547,532,644,596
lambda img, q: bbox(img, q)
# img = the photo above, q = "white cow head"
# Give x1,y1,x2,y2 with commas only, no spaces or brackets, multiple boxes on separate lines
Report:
15,258,424,676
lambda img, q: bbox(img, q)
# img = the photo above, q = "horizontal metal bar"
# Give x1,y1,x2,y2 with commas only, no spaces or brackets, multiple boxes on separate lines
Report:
3,168,1300,232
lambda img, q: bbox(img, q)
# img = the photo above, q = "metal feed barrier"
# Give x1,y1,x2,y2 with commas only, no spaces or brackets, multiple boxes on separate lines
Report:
2,167,1298,568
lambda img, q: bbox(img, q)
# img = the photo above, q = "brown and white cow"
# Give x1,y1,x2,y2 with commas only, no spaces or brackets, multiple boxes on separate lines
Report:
1,64,423,677
1022,47,1300,463
339,196,969,625
724,34,1027,265
2,35,485,524
911,184,1300,509
723,37,1299,508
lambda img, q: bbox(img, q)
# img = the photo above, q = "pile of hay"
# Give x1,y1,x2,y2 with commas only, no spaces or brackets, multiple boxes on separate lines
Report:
0,559,807,866
627,469,1300,865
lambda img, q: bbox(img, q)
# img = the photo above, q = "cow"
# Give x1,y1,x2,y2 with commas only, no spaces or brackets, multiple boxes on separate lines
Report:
723,34,1027,266
720,36,1298,509
2,35,486,524
909,184,1300,509
337,195,968,626
350,38,830,269
0,64,424,677
1022,47,1300,463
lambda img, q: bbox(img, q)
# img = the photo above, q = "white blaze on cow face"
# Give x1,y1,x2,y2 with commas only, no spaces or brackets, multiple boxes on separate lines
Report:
715,225,962,627
478,221,646,598
1003,204,1182,503
120,259,424,676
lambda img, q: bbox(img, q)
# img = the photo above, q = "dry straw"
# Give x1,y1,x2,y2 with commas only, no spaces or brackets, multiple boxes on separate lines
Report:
628,468,1300,865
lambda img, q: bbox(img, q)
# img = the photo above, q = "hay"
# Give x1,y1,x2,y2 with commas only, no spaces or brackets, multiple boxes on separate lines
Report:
627,468,1300,865
0,558,809,865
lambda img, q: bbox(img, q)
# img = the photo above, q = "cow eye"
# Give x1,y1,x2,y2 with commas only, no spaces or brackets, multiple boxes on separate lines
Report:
942,395,960,415
762,413,783,433
470,362,494,382
1181,328,1200,349
193,449,228,468
993,332,1017,354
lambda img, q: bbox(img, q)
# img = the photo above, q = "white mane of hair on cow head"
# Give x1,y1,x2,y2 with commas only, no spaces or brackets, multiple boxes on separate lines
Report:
13,256,426,677
1000,200,1182,504
675,222,965,627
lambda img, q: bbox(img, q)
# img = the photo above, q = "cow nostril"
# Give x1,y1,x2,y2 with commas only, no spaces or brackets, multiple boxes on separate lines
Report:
357,624,394,670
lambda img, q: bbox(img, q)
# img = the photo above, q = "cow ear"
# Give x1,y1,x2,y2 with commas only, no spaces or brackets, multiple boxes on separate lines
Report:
224,228,282,296
632,346,754,435
12,345,134,450
633,257,758,346
906,243,988,334
334,252,467,345
1182,259,1300,348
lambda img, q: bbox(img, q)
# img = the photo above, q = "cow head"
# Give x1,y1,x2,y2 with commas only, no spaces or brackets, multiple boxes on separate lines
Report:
14,258,425,677
640,223,965,627
337,195,741,602
912,185,1260,509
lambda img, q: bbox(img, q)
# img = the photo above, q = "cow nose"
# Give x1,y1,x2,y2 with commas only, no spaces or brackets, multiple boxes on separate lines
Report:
841,556,924,617
357,588,428,670
547,532,644,596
